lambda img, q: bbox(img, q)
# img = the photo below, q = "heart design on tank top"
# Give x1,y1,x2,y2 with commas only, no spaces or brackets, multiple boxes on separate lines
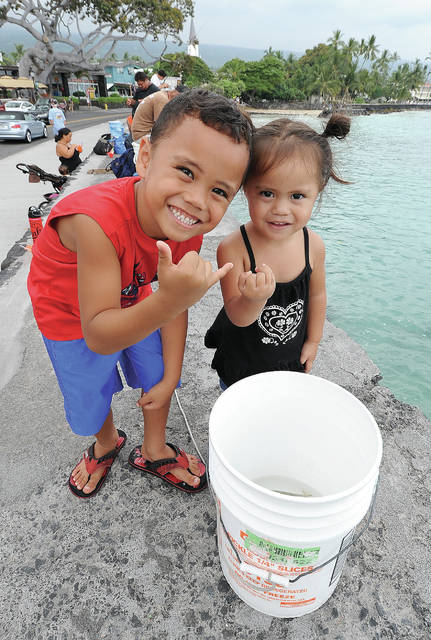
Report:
258,300,304,344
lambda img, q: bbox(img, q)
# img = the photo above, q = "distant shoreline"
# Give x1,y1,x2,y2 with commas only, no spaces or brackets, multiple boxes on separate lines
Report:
245,108,321,116
245,103,431,117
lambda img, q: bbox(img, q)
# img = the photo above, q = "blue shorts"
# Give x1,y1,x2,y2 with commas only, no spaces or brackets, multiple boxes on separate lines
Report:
42,330,179,436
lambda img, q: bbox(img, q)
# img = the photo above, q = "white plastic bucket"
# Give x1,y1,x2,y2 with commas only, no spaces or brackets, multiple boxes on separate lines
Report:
209,372,382,618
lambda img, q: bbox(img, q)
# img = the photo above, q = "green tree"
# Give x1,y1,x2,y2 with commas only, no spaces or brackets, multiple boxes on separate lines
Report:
0,0,193,84
158,52,213,86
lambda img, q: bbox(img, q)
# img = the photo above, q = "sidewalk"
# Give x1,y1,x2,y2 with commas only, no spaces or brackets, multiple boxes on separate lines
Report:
0,115,125,266
0,147,430,639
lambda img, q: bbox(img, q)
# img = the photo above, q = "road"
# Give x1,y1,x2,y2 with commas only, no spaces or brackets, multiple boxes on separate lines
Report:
0,113,129,266
0,106,131,160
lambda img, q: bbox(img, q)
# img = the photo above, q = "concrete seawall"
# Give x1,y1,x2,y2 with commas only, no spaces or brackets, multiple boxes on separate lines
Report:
0,155,430,639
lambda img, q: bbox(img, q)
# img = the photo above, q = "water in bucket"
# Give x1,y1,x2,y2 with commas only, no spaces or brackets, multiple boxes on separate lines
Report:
209,371,382,618
254,475,319,497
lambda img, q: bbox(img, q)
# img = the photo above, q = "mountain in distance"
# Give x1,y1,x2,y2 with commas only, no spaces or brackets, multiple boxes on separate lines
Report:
0,22,422,70
0,22,299,69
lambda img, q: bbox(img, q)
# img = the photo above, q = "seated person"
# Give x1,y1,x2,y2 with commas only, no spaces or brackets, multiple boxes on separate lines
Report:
150,69,169,88
55,127,82,175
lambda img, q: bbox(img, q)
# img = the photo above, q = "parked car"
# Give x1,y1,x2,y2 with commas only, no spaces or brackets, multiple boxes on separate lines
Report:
0,110,48,142
4,100,35,112
33,98,51,124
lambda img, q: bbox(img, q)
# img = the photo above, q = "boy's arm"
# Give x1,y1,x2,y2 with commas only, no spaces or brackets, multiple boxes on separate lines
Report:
300,233,326,373
73,215,231,354
137,310,188,410
218,235,275,327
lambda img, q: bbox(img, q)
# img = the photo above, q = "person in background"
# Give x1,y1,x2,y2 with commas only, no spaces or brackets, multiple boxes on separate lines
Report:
131,85,189,143
205,114,351,388
150,69,169,89
55,127,82,175
126,72,159,117
48,99,66,136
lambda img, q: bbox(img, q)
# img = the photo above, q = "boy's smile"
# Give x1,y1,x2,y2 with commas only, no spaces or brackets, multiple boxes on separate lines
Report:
135,116,250,241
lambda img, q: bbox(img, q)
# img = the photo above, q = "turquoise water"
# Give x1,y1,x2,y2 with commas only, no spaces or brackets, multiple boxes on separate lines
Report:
230,110,431,419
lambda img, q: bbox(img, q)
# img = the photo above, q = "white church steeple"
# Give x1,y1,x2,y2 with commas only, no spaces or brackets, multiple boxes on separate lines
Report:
187,18,200,58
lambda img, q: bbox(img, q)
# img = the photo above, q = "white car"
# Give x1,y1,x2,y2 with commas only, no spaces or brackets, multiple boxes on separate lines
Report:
4,100,35,112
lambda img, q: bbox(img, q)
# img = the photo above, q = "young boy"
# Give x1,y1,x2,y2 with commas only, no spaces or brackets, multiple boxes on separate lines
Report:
28,90,253,498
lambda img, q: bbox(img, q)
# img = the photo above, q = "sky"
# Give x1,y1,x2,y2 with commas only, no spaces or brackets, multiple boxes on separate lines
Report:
182,0,431,61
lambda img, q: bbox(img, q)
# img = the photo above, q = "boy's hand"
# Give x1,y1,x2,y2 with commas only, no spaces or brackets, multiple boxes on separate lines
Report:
137,379,175,411
156,241,233,313
300,340,320,373
238,264,275,303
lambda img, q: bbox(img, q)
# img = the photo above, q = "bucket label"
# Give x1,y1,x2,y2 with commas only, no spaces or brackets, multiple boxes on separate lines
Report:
243,530,320,566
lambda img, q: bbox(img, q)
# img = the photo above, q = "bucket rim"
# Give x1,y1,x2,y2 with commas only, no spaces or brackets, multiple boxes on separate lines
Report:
209,372,383,503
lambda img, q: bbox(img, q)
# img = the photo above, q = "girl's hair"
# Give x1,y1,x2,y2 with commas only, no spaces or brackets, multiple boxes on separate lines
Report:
55,127,71,142
245,114,350,191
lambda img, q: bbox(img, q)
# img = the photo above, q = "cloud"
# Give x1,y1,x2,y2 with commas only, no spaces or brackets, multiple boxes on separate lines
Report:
185,0,431,60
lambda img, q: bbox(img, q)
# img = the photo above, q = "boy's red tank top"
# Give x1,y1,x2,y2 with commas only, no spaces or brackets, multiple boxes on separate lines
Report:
27,177,203,340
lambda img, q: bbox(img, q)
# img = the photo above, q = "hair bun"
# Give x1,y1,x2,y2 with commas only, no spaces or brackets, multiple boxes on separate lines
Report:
322,114,350,140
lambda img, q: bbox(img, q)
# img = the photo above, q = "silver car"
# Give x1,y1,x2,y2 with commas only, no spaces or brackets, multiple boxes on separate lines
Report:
0,110,48,142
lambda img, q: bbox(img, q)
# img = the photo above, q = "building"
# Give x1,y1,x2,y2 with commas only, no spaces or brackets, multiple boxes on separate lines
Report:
0,64,48,99
411,83,431,101
104,63,142,96
187,19,200,58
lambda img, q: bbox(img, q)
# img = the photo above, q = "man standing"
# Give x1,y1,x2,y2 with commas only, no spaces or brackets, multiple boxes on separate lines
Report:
150,69,169,89
48,99,66,136
127,72,159,117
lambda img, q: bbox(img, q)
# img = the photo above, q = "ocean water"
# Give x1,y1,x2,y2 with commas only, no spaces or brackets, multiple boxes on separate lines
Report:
229,110,431,420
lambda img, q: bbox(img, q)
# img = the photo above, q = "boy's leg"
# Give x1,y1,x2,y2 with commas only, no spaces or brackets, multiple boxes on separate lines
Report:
120,331,204,488
41,335,126,496
140,399,203,488
72,408,120,493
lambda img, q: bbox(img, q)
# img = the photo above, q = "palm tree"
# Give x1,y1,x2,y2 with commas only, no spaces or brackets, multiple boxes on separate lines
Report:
10,44,25,64
365,35,379,62
328,29,344,50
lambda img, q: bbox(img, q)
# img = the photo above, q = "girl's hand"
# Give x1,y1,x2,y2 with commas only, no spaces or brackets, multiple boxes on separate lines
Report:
136,379,176,411
300,340,320,373
238,264,275,302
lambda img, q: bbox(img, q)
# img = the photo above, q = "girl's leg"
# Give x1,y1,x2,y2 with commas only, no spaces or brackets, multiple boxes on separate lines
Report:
72,409,119,493
140,399,203,488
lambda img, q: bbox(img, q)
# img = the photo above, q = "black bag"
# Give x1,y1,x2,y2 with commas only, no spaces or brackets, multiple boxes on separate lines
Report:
107,147,136,178
93,133,113,155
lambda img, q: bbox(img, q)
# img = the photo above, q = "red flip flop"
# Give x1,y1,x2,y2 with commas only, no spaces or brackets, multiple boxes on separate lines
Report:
128,442,207,493
68,430,127,498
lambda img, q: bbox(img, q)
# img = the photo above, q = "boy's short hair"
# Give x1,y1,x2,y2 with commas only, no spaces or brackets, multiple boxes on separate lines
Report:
158,69,167,78
135,71,149,83
150,89,254,153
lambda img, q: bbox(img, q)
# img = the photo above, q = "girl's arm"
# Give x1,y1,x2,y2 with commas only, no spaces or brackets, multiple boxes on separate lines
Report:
137,310,188,410
218,233,275,327
300,233,326,372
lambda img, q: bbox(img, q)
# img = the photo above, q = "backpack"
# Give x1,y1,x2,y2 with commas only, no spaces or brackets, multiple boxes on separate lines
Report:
107,147,136,178
93,133,113,155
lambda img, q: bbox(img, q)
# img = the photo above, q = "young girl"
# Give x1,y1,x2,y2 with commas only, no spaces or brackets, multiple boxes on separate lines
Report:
205,114,350,388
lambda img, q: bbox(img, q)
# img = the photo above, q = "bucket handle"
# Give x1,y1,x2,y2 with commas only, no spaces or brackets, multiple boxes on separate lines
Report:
172,390,379,589
218,479,379,587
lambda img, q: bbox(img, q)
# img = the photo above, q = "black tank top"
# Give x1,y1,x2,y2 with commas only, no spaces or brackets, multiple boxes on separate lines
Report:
59,148,82,173
204,225,312,387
